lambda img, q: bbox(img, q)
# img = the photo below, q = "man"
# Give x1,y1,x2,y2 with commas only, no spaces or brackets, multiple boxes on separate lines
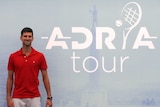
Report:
6,27,52,107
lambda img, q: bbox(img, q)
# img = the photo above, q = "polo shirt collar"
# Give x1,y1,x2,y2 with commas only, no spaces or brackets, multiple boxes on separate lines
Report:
18,47,37,56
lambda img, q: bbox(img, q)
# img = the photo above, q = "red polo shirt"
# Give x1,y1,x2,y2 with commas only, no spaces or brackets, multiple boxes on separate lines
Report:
8,48,48,98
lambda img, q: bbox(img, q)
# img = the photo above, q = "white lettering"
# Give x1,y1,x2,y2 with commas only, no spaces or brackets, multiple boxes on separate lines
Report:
46,27,70,49
133,27,157,49
72,27,93,49
71,52,129,73
96,27,116,49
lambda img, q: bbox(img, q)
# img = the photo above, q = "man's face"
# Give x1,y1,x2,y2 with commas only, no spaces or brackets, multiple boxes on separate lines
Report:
21,32,33,46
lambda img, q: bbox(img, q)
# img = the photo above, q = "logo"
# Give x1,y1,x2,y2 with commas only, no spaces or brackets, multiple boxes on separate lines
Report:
42,2,157,50
41,2,158,73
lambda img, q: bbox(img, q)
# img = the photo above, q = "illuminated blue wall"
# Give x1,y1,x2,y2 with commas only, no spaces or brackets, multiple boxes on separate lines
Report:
1,0,160,107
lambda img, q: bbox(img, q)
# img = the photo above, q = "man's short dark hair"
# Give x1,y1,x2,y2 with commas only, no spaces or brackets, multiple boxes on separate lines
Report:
21,27,33,36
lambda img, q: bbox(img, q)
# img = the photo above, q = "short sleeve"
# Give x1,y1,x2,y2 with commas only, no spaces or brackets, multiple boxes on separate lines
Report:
40,54,48,70
8,55,14,71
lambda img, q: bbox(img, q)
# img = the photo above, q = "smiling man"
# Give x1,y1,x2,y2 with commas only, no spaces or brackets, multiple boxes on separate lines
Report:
6,27,52,107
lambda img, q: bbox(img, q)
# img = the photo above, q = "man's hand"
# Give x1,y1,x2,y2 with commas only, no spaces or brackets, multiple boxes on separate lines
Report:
7,99,14,107
46,99,52,107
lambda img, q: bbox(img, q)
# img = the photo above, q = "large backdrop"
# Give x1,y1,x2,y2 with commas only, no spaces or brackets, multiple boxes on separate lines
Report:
1,0,160,107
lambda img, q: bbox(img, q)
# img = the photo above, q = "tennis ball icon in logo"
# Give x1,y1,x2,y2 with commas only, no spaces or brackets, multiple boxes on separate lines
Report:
115,20,123,27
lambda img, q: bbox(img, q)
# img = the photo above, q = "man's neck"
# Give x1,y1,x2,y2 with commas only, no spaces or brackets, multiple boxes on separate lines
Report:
22,46,32,56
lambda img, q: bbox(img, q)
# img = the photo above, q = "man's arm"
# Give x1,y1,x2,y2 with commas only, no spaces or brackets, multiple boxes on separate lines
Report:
6,70,14,107
41,70,52,97
41,70,52,106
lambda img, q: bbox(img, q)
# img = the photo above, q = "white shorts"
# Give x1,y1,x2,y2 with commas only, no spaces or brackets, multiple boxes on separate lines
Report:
13,97,41,107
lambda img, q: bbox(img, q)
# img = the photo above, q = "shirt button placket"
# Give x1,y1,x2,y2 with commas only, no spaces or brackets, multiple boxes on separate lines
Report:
24,55,27,62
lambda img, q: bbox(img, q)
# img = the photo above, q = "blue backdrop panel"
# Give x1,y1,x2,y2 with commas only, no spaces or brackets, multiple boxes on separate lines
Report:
1,0,160,107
